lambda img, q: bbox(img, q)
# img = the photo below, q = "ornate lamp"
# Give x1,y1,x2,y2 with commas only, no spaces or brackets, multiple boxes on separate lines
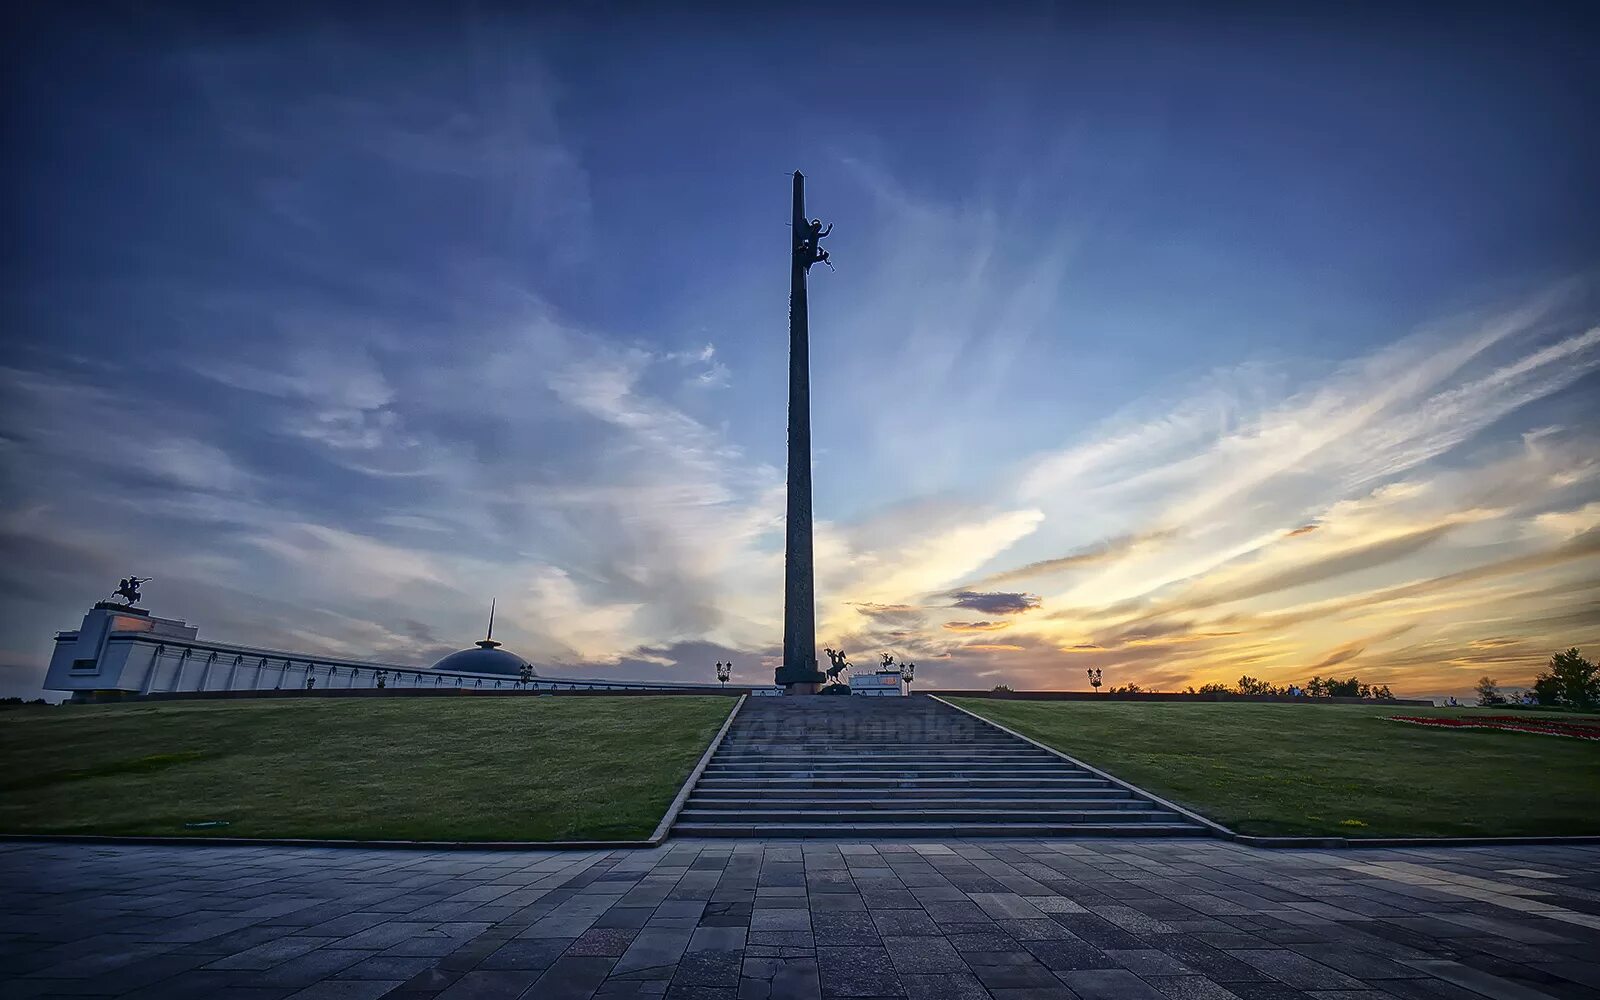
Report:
1087,667,1103,694
716,661,731,687
899,660,915,691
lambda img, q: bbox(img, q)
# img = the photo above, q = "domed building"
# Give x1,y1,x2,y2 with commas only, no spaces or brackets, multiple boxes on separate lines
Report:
429,602,538,678
429,639,535,677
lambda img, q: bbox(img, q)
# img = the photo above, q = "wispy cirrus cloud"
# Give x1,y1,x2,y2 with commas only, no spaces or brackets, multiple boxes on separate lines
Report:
3,11,1597,703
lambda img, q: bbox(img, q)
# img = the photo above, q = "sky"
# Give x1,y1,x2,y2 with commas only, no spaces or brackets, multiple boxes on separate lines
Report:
3,3,1598,701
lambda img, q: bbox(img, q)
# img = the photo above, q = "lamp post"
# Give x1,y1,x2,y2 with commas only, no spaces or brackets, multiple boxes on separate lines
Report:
716,661,731,688
1087,667,1103,695
899,661,915,694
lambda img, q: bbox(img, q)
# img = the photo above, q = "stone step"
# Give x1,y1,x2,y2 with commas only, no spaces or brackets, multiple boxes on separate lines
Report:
668,696,1207,841
718,740,1022,748
704,768,1088,777
683,795,1148,810
713,753,1056,762
710,752,1066,761
677,807,1174,823
689,787,1133,801
671,822,1209,838
694,776,1115,790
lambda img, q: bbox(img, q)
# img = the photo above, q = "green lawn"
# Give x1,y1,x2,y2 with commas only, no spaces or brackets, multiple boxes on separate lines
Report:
948,699,1600,838
0,696,733,841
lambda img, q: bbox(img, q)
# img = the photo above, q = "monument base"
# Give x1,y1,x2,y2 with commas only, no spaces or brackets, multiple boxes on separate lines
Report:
782,681,822,695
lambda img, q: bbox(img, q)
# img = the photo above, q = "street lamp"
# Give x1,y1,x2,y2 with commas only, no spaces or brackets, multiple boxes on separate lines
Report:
716,661,731,687
899,660,915,693
1087,668,1103,695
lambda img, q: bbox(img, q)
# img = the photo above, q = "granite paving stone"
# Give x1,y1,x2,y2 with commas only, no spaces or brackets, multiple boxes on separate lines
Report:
1060,968,1171,1000
3,840,1598,1000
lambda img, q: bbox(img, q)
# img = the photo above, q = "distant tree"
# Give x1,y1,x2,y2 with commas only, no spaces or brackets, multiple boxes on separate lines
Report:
1323,677,1362,697
1532,648,1598,709
1108,683,1146,695
1305,676,1328,698
1237,676,1284,696
1475,676,1505,706
1370,684,1393,700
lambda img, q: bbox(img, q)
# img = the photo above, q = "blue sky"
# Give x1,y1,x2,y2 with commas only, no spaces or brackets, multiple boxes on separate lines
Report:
4,4,1598,699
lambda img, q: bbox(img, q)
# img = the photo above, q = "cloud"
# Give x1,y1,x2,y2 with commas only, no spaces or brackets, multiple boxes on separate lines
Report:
3,25,1596,708
1169,521,1464,613
963,530,1174,588
851,603,923,622
947,591,1042,615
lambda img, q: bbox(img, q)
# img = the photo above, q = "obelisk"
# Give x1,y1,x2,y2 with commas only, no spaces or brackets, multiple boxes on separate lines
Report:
776,171,828,693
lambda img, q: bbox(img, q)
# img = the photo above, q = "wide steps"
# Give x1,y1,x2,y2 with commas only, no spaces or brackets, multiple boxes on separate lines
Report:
672,822,1208,838
683,796,1150,810
677,808,1172,823
671,695,1208,840
695,777,1112,790
690,788,1135,802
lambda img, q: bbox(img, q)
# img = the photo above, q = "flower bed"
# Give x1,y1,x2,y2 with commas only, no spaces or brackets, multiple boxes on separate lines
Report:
1387,714,1600,741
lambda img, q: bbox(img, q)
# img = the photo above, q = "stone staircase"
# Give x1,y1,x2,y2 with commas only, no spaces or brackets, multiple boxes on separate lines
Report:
671,695,1209,838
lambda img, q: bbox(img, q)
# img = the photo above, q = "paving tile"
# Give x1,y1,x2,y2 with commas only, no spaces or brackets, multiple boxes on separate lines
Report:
205,934,332,970
816,945,905,997
900,971,989,999
881,935,969,974
813,910,879,945
10,841,1600,1000
1023,935,1118,972
285,982,403,1000
1060,968,1170,999
436,968,544,998
571,926,644,957
1227,951,1368,991
476,937,575,970
257,948,370,986
1146,975,1248,1000
613,927,696,978
334,953,441,981
672,948,742,986
752,909,811,932
969,957,1061,989
741,955,821,999
1106,948,1196,976
872,910,942,937
535,955,621,997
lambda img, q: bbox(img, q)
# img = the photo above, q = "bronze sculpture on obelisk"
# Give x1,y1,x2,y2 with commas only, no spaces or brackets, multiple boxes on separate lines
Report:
775,171,831,693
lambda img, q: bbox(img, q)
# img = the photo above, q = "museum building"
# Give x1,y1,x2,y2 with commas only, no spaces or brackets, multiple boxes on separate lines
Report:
43,599,776,701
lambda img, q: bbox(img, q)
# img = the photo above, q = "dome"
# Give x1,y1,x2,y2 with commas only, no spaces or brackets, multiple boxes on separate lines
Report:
430,639,537,677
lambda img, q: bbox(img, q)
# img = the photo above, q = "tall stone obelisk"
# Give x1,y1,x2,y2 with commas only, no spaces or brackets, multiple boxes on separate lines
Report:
776,171,829,693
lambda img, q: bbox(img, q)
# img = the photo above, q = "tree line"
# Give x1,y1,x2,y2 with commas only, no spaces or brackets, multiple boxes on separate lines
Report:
1477,648,1597,709
1177,675,1395,698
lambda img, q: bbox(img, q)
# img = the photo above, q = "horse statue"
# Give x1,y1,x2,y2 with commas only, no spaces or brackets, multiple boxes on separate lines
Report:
823,647,852,682
113,576,150,606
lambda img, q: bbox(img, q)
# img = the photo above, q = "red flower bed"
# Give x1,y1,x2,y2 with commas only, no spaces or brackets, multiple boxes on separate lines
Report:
1388,715,1600,741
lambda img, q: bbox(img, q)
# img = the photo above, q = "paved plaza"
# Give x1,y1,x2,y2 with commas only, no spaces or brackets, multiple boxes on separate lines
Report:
3,839,1599,1000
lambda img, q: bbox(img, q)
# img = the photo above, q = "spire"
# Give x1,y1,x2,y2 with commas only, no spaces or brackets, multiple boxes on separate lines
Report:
476,598,502,649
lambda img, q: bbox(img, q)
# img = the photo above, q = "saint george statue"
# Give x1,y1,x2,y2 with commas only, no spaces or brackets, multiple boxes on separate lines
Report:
112,576,151,606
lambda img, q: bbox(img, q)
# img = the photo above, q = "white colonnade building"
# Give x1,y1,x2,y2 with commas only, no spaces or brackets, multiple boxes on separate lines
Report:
44,600,776,701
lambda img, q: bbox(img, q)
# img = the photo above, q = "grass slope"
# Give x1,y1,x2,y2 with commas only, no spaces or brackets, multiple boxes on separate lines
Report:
0,696,733,841
949,700,1600,838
